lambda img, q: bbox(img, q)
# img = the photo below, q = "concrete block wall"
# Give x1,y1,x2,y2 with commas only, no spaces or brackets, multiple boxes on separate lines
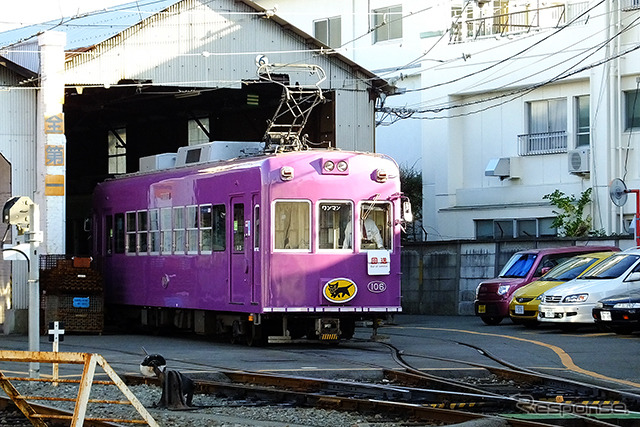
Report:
401,238,631,315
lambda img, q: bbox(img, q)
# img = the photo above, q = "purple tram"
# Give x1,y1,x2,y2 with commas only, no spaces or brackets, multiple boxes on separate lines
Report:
92,142,410,344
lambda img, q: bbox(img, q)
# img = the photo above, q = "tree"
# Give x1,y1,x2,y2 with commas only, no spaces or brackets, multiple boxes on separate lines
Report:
543,188,592,237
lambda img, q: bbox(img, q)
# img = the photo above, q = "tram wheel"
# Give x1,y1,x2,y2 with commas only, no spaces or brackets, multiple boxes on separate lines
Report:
230,320,242,344
246,324,266,347
480,316,503,326
340,319,355,340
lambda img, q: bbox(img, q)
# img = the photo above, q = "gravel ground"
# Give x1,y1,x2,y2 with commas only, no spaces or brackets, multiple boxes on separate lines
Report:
17,381,421,427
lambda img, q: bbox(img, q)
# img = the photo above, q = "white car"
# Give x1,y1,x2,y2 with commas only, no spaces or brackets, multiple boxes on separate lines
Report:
538,248,640,328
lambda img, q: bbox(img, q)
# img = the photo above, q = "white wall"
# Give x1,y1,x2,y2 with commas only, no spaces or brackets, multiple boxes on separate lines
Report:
257,0,640,240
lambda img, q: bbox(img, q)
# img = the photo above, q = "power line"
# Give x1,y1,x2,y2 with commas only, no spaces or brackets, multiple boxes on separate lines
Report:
377,1,640,121
403,0,605,95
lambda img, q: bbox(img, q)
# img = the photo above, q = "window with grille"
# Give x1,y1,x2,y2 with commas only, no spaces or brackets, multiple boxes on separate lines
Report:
518,99,567,155
372,5,402,43
625,90,640,130
475,218,557,239
314,16,341,48
576,95,590,146
108,128,126,174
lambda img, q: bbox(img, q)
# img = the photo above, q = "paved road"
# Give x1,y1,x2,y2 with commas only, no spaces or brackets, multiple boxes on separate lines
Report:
388,315,640,393
1,314,638,395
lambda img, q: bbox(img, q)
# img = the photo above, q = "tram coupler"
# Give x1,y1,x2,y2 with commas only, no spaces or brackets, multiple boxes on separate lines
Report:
317,318,340,341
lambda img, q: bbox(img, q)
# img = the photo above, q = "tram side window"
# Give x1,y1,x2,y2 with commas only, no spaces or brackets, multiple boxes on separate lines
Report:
254,205,260,250
114,213,125,254
186,205,198,253
319,201,352,250
105,215,113,255
137,210,148,254
198,205,213,252
173,206,186,254
198,204,226,252
149,209,160,253
160,207,172,254
199,205,213,252
359,202,391,250
233,204,244,252
212,204,226,251
274,200,310,251
125,211,136,254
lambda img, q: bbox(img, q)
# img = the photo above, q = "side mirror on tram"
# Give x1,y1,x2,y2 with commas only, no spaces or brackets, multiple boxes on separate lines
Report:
402,199,413,223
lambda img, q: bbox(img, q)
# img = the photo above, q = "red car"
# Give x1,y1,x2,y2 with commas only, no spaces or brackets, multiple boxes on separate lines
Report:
474,245,618,325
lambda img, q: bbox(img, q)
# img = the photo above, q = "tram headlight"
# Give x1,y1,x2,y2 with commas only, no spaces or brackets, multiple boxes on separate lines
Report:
280,166,294,181
336,160,348,172
375,168,388,182
323,160,335,172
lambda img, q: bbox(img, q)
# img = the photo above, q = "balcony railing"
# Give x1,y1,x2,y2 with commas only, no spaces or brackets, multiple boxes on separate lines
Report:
450,2,589,43
518,131,567,156
622,0,640,10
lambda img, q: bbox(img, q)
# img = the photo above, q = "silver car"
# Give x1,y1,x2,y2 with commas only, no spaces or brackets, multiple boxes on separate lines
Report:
538,249,640,329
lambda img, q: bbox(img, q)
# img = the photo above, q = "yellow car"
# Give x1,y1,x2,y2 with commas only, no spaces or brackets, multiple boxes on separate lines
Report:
509,251,618,326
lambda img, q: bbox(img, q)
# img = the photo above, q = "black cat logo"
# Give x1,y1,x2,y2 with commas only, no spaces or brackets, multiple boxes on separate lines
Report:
323,278,357,303
328,282,353,298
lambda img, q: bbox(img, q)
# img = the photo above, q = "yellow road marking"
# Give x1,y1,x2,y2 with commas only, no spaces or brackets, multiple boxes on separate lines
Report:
393,326,640,389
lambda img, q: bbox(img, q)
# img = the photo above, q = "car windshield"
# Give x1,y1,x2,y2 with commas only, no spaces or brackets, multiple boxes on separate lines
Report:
580,254,640,279
542,256,599,281
499,253,537,278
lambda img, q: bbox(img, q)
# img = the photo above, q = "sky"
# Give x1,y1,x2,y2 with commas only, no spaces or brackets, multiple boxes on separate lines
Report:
0,1,130,32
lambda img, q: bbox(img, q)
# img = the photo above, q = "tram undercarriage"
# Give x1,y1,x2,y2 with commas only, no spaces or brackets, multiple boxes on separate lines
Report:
106,305,387,346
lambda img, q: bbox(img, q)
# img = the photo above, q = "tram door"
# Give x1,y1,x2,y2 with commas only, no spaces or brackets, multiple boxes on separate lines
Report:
251,195,260,304
230,196,250,304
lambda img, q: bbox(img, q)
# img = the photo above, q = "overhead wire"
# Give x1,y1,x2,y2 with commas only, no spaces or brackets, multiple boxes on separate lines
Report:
403,0,605,95
379,1,640,121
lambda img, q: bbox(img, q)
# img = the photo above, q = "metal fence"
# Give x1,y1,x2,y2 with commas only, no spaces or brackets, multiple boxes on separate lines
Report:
518,131,567,156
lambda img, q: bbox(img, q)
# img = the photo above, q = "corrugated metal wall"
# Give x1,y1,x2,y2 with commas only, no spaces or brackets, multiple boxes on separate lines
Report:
2,40,40,75
64,0,376,151
0,67,37,312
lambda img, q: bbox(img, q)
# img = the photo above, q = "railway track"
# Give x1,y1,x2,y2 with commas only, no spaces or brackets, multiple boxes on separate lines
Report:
117,342,640,427
2,334,640,426
381,341,640,408
122,372,545,426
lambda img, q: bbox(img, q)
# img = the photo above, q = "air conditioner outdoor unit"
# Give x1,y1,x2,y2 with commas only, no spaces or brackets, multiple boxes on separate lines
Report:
568,148,590,174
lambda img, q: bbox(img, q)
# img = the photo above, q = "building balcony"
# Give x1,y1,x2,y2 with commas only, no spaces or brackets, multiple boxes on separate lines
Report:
518,131,567,156
622,0,640,11
450,2,589,43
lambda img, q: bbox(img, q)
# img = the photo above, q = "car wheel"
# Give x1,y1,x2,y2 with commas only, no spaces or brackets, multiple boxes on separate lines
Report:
480,316,503,325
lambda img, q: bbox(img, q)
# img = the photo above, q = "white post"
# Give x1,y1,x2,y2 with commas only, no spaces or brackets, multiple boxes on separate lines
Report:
48,320,65,385
27,202,41,378
37,31,67,254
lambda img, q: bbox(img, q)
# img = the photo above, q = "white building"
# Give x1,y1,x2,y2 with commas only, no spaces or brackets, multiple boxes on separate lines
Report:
256,0,640,241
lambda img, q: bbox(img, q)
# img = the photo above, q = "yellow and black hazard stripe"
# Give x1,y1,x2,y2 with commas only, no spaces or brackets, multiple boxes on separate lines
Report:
320,334,339,340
